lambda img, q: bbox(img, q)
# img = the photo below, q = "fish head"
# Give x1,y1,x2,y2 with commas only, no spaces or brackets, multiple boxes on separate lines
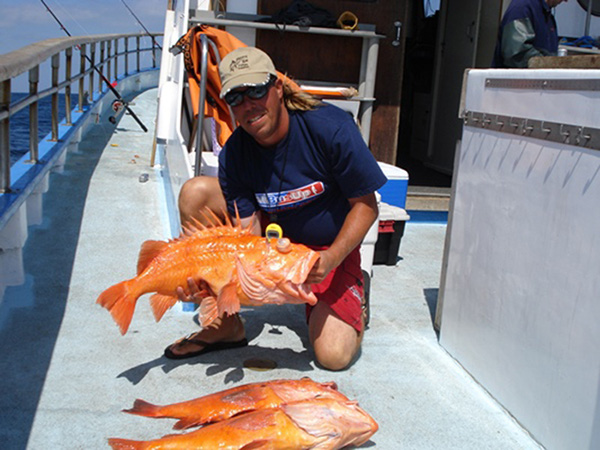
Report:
282,398,379,448
235,237,320,305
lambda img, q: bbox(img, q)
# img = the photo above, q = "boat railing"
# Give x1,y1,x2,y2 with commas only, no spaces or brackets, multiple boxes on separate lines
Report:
0,32,162,193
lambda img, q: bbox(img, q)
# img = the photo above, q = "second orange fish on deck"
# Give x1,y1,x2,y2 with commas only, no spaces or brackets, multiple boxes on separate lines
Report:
122,377,350,430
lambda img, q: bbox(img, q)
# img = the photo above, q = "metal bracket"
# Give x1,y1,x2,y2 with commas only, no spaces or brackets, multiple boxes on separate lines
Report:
463,111,600,151
485,78,600,91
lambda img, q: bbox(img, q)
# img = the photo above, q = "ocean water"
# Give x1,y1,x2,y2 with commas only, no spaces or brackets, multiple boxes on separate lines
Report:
10,93,78,165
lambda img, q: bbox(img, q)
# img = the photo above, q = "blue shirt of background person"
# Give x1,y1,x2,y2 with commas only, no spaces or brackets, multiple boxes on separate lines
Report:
492,0,568,68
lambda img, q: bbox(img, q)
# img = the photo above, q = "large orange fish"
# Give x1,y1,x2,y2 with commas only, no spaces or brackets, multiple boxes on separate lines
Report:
123,377,350,430
109,397,379,449
96,209,320,334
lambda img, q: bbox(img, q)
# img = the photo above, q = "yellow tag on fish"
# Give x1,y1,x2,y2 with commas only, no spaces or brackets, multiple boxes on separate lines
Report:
265,223,283,240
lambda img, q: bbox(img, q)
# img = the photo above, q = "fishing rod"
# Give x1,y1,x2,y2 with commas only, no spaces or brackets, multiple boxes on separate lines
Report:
39,0,148,132
120,0,162,51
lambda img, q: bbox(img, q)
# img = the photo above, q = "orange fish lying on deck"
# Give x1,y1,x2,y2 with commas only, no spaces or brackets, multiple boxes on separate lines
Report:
109,397,379,449
96,209,320,334
123,377,350,430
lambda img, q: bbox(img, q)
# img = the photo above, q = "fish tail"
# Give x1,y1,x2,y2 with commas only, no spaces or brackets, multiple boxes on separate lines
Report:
122,399,163,418
108,438,147,449
96,280,138,335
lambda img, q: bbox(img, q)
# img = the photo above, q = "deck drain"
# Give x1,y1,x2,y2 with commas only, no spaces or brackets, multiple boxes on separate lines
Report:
243,358,277,371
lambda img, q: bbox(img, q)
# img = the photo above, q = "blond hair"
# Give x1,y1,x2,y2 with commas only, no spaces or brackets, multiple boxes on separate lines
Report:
282,80,323,111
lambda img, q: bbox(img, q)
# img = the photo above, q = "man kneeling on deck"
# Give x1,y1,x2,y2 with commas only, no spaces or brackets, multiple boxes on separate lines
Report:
165,47,386,371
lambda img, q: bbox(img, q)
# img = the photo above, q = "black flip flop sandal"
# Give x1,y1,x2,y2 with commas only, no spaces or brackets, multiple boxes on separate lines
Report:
164,335,248,360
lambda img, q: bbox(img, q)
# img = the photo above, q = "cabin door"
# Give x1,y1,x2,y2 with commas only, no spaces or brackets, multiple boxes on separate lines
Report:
419,0,501,175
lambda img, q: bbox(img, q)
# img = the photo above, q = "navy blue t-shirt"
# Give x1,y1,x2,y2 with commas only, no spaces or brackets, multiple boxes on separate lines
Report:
218,103,387,246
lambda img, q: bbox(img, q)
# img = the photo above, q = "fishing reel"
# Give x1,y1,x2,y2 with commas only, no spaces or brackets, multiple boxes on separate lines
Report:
108,100,126,124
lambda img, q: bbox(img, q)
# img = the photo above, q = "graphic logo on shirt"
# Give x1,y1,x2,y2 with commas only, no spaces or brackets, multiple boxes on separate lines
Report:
256,181,325,212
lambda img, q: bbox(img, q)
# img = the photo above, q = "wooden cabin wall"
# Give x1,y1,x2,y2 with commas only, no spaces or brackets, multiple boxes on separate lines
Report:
256,0,412,165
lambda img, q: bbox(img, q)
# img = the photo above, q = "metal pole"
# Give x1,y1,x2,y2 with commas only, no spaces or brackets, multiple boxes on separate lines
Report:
28,66,39,163
0,79,10,192
65,47,73,125
89,42,95,103
107,40,112,84
78,44,85,112
152,37,157,68
585,0,593,37
51,53,60,141
136,36,141,72
124,37,129,76
194,34,209,177
357,37,379,145
114,39,119,83
99,41,105,95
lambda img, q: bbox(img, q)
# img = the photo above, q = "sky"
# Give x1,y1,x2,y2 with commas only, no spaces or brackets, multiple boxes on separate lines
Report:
0,0,168,91
0,0,167,56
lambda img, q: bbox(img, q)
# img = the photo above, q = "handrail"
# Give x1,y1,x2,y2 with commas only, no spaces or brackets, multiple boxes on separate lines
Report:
193,34,236,177
0,32,162,192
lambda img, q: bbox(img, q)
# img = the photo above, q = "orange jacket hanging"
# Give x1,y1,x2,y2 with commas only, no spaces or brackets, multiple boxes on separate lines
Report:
174,25,303,149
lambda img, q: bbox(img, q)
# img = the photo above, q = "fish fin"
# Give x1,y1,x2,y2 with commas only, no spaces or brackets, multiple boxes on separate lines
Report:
218,282,241,317
96,281,137,335
173,417,206,430
240,440,271,450
185,215,207,233
200,207,223,228
137,240,168,275
107,438,145,449
222,207,233,227
199,296,219,327
149,294,178,322
122,399,163,418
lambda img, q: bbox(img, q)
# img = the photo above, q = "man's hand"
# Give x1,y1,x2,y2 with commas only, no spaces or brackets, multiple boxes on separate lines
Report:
176,277,210,303
306,250,337,285
306,193,378,285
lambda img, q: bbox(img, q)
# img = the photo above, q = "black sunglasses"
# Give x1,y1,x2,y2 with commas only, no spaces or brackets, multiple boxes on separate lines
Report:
224,76,275,107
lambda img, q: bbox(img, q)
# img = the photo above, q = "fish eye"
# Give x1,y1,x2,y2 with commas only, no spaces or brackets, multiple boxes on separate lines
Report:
276,238,291,253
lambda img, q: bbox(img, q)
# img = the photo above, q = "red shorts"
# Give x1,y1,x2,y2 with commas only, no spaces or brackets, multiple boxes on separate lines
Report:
306,246,364,333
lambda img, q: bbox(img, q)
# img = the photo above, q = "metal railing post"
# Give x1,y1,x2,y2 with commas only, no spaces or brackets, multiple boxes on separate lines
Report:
107,40,112,84
136,36,141,72
89,42,95,103
78,44,85,112
194,35,209,177
0,79,10,192
29,66,39,163
50,53,60,141
65,46,72,124
152,36,157,68
99,41,106,94
113,39,119,82
124,37,129,76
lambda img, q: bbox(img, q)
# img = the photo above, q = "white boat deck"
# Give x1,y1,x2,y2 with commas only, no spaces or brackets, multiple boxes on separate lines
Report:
0,88,541,449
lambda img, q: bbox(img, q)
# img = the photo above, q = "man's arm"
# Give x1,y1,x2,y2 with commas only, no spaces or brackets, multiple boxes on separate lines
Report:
306,192,378,285
501,18,547,68
238,213,262,236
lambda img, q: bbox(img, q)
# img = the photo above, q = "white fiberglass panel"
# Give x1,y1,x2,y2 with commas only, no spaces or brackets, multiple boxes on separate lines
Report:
440,69,600,450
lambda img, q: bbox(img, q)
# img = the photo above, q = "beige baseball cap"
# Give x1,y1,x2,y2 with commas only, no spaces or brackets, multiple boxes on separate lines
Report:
219,47,277,98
